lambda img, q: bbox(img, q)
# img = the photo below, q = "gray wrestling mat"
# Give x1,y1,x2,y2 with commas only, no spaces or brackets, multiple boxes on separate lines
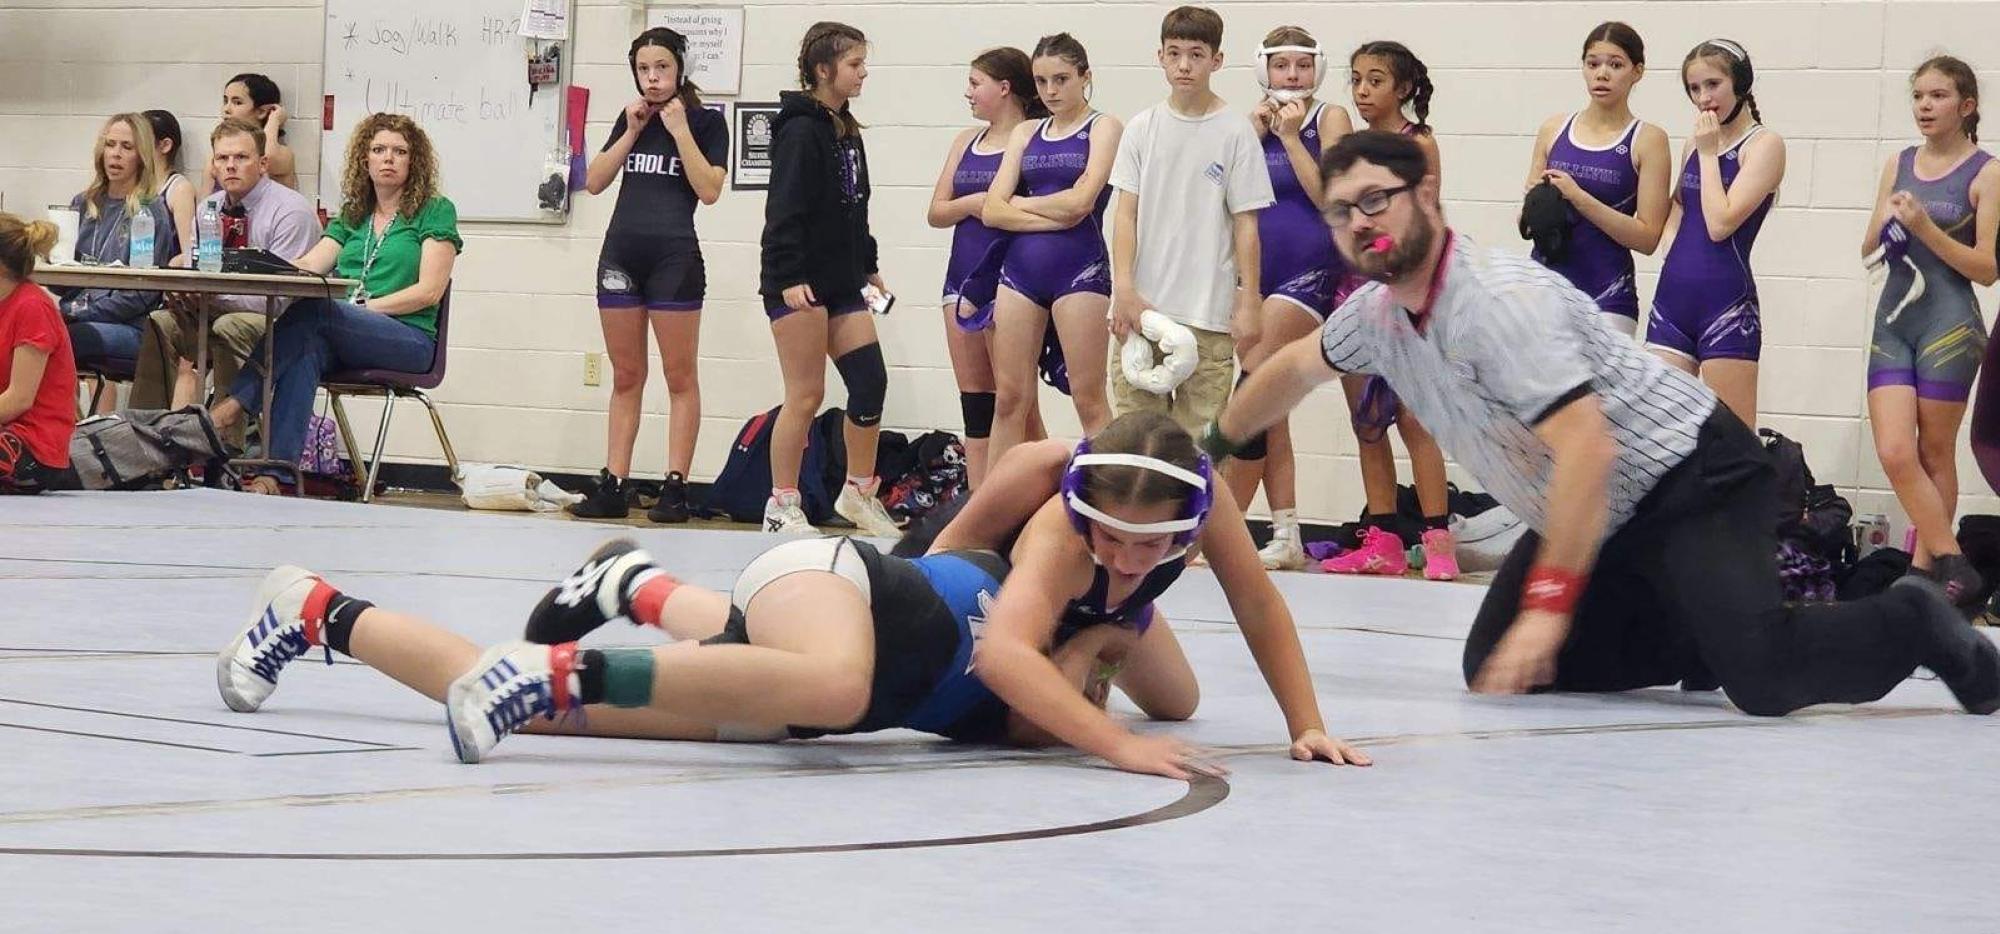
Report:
1,490,1991,932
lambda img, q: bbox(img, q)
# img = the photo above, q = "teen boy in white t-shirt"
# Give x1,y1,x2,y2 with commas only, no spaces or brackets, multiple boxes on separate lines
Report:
1108,5,1275,433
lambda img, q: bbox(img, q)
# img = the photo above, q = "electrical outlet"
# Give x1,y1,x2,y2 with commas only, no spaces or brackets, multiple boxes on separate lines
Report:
583,352,603,387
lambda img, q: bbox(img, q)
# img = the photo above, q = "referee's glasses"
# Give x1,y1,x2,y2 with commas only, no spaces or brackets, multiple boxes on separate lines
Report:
1326,184,1414,229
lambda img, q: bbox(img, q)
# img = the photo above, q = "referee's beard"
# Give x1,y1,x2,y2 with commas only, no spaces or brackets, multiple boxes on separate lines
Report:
1348,210,1436,286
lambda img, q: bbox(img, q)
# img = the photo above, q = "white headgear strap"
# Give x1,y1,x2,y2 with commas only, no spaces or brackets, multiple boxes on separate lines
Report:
1066,453,1206,535
1257,42,1325,102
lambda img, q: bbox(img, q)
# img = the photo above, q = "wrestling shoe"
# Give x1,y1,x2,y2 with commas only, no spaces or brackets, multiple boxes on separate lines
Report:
836,481,902,538
764,490,817,536
1421,528,1461,581
647,471,691,524
567,469,631,520
1929,553,1985,617
217,566,332,713
446,641,582,764
524,538,665,644
1321,527,1409,576
1258,511,1307,571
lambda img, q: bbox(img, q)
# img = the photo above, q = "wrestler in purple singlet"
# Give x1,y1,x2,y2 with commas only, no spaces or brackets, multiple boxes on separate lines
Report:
998,113,1112,308
1537,114,1643,318
1259,100,1344,321
940,128,1008,309
1646,128,1773,361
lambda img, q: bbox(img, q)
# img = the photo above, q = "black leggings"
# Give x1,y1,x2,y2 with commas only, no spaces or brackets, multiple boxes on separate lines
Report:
1464,406,1933,716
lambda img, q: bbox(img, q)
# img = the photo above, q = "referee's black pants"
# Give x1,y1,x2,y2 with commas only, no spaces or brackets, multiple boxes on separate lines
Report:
1463,405,1934,715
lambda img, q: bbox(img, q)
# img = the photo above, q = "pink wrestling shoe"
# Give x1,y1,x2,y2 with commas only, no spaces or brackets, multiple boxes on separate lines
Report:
1321,527,1408,576
1421,528,1460,581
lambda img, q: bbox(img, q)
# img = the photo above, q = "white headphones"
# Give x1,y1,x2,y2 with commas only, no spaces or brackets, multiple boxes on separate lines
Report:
1257,41,1326,104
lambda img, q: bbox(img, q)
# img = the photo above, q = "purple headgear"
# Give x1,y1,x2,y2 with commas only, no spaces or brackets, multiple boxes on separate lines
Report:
1060,437,1214,548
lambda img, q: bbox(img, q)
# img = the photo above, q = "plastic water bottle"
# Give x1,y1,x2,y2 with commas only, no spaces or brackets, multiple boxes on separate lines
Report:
197,201,223,272
126,207,155,268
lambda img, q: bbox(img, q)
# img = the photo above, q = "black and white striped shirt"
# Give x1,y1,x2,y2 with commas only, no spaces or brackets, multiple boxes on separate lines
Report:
1320,233,1716,535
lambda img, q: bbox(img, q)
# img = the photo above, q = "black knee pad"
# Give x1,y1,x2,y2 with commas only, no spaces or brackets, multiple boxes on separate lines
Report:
835,343,887,427
1231,370,1268,459
959,391,995,439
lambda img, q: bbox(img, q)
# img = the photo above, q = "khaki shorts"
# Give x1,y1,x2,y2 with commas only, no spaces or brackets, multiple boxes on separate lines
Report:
1108,325,1237,436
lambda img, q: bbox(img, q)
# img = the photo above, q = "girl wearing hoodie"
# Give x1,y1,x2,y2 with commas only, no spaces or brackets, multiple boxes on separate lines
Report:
758,21,900,539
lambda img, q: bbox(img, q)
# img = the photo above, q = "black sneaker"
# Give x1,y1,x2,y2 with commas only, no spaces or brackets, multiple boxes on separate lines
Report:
525,539,656,644
567,469,630,520
648,471,691,524
1893,575,2000,714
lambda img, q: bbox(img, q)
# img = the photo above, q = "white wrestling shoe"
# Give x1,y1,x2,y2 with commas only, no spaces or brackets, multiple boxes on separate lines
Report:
835,482,902,538
216,565,329,713
763,491,818,536
1259,512,1307,571
445,641,580,764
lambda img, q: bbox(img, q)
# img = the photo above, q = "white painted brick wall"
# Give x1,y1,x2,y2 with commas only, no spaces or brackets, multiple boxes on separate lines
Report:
5,0,1998,527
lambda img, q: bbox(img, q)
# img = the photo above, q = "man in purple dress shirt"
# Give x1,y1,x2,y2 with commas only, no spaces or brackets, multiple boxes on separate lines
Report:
131,118,322,442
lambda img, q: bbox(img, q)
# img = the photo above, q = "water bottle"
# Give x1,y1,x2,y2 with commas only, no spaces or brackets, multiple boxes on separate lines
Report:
126,207,155,268
197,200,223,272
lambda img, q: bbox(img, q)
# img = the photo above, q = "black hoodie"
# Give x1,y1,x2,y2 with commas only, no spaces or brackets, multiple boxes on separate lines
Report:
759,90,879,302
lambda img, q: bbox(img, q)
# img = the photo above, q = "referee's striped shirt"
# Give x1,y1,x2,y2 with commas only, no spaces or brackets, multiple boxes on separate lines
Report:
1320,232,1717,536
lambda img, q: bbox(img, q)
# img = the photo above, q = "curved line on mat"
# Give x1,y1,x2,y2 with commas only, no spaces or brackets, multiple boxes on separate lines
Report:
0,774,1228,861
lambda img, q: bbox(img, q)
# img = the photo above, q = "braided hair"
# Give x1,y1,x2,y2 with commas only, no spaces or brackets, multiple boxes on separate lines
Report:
798,21,868,137
1351,41,1434,134
1683,39,1761,124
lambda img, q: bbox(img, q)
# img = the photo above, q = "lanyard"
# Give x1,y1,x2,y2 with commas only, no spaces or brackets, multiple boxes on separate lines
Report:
352,212,394,302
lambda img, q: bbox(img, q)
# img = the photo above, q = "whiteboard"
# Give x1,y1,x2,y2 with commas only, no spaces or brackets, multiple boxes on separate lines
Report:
320,0,572,223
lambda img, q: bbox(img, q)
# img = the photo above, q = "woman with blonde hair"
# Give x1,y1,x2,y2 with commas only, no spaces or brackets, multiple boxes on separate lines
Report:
55,113,176,412
207,113,462,494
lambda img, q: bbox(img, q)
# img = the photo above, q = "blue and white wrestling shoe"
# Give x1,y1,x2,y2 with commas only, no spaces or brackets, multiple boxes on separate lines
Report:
216,565,331,713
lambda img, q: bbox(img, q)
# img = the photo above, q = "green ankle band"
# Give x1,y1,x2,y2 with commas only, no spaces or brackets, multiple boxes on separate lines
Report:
600,648,656,708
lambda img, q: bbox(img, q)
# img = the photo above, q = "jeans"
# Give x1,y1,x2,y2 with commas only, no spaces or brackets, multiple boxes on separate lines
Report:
64,302,144,362
229,299,435,464
1462,406,1931,716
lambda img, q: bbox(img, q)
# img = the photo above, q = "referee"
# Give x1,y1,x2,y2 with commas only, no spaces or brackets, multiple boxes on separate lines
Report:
1206,130,1998,716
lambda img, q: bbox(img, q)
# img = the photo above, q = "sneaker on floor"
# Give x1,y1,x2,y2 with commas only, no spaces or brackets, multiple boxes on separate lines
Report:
763,491,817,536
1321,527,1408,576
648,471,691,524
446,641,581,764
524,538,660,644
835,482,902,538
1421,528,1460,581
217,565,331,713
567,469,631,520
1259,527,1307,571
1893,575,2000,714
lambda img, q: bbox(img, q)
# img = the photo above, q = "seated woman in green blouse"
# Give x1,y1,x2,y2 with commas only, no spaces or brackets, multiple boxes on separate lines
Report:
209,113,461,493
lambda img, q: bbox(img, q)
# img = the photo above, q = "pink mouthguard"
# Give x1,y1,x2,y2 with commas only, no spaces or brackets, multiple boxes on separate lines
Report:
1366,236,1395,254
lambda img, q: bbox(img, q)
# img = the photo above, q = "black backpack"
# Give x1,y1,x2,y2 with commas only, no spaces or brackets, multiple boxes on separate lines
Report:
704,406,849,523
1956,514,2000,607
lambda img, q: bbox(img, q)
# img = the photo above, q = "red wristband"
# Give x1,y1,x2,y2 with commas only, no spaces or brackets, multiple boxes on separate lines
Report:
1520,567,1586,615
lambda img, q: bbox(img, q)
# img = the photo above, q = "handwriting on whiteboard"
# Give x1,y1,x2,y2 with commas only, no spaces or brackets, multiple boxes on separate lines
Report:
336,15,520,56
361,79,523,125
